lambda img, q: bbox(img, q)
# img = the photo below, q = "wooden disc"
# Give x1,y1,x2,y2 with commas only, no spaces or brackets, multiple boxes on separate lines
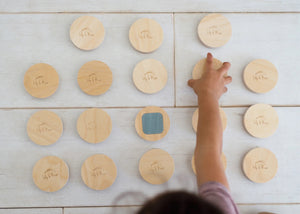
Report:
24,63,59,98
243,59,278,93
192,58,223,79
192,108,227,132
139,149,174,185
27,110,63,146
81,154,117,190
32,156,69,192
197,14,232,48
243,147,278,183
244,104,279,138
192,153,227,174
133,59,168,94
135,106,170,141
70,16,105,50
77,60,113,95
77,108,112,144
129,18,163,53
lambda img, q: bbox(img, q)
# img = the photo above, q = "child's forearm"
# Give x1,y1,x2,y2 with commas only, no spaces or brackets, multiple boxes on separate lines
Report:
194,92,229,189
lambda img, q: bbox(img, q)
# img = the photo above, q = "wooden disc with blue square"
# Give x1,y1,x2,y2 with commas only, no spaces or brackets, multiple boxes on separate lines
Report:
135,106,170,141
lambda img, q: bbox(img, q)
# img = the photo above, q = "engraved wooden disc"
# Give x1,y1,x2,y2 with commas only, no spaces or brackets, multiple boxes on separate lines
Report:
139,149,174,185
129,18,163,53
32,156,69,192
192,153,227,174
77,60,113,95
192,58,223,80
24,63,59,98
192,108,227,132
135,106,170,141
77,108,112,144
243,59,278,93
81,154,117,190
27,110,63,146
244,104,279,138
197,14,232,48
133,59,167,94
243,147,278,183
70,16,105,50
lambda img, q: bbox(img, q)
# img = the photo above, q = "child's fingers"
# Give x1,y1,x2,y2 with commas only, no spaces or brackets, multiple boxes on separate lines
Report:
205,52,213,71
218,62,231,74
224,76,232,85
223,87,228,93
187,79,195,88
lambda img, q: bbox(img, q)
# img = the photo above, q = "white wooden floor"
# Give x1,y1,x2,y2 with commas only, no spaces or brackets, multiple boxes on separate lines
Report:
0,0,300,213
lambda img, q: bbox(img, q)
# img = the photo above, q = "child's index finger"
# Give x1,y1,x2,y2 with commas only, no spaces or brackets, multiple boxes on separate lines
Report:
205,52,213,72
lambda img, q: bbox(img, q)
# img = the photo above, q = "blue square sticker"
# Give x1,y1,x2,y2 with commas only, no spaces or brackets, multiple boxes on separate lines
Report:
142,113,164,135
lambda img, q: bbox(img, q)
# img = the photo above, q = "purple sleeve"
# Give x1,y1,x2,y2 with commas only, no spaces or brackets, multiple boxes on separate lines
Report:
198,181,239,214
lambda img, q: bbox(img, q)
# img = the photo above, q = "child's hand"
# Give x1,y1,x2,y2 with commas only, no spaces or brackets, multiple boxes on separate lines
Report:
188,53,232,101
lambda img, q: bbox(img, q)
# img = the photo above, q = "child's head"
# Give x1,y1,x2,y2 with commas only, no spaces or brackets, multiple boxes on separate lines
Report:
137,190,223,214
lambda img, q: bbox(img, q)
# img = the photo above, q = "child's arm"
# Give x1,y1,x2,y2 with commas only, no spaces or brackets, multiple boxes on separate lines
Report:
188,53,232,189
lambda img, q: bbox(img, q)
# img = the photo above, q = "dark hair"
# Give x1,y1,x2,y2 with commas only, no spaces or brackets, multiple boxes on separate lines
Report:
137,190,224,214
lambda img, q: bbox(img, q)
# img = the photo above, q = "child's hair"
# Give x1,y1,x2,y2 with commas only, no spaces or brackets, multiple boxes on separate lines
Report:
136,190,224,214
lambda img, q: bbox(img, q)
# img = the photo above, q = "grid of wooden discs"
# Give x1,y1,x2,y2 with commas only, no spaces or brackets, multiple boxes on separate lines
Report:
26,14,279,192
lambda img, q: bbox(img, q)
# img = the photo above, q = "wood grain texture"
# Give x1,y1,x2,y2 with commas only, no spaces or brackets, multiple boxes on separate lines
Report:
27,110,63,146
24,63,59,99
133,59,167,94
244,104,279,139
0,0,299,12
81,154,117,190
175,13,300,106
243,147,278,183
77,60,113,96
0,14,174,108
77,108,112,144
1,107,300,207
197,14,232,48
243,59,278,94
139,149,174,185
129,18,163,53
70,16,105,51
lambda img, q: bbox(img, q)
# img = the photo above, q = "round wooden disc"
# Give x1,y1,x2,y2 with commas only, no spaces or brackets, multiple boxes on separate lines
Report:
27,110,63,146
24,63,59,98
192,108,227,132
243,147,278,183
70,16,105,50
197,14,232,48
77,108,112,144
81,154,117,190
32,156,69,192
192,58,223,80
133,59,168,94
244,104,279,138
129,18,163,53
135,106,170,141
243,59,278,93
192,153,227,174
77,60,113,95
139,149,174,185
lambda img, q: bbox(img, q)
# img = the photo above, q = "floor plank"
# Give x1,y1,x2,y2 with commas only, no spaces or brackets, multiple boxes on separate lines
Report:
175,13,300,106
0,107,299,207
0,208,62,214
0,0,299,12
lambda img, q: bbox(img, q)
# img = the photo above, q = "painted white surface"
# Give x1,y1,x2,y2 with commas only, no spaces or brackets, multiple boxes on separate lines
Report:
0,14,174,108
0,208,62,214
65,207,140,214
175,13,300,107
0,0,299,12
0,107,300,207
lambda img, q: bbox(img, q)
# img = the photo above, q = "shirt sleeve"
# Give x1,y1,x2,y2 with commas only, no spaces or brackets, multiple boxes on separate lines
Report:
198,181,239,214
